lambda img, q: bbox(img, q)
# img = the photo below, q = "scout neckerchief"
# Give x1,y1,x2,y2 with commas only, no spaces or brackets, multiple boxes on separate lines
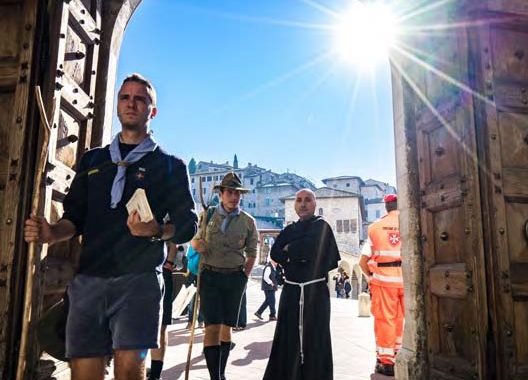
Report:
108,132,157,208
217,203,240,233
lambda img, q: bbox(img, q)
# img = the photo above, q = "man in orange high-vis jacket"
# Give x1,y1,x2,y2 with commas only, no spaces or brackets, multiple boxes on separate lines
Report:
359,194,403,377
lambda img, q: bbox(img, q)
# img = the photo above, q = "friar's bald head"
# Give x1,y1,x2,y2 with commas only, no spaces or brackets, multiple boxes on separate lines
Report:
294,188,316,220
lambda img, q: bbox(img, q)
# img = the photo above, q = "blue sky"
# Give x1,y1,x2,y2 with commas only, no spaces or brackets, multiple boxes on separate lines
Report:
115,0,396,187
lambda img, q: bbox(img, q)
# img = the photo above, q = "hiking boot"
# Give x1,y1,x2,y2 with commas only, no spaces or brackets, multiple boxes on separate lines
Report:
375,362,394,377
198,322,204,328
269,315,277,321
254,312,263,320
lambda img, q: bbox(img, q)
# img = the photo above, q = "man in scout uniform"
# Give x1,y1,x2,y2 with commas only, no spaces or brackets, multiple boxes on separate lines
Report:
191,172,258,380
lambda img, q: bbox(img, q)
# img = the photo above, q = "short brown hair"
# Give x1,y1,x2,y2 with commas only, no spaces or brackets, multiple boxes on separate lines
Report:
385,201,398,212
121,73,157,106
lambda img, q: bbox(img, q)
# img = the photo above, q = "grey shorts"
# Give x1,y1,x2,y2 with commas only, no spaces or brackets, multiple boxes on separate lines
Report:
65,272,164,358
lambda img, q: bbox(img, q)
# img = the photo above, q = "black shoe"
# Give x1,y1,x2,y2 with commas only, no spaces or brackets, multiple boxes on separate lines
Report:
254,312,263,320
375,362,394,377
269,315,277,321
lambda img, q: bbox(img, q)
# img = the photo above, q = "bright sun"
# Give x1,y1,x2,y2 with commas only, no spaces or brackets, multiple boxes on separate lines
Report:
334,2,398,68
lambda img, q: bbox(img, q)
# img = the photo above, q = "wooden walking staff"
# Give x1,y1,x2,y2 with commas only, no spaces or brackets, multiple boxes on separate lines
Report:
185,176,213,380
16,86,53,379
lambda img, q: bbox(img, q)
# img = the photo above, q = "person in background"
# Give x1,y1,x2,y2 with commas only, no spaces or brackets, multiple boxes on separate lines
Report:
254,259,278,321
191,173,257,380
359,194,403,377
147,243,181,380
263,189,340,380
185,244,204,329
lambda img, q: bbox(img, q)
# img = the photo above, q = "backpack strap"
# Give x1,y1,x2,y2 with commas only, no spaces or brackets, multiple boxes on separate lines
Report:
206,206,216,224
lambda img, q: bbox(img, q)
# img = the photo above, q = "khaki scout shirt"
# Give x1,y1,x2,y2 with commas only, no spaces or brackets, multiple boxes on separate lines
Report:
195,208,258,268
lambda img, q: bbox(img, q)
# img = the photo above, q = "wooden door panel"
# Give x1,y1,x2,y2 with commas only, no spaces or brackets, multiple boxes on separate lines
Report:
498,112,528,168
426,125,462,182
491,28,528,83
432,208,465,264
475,21,528,379
56,110,81,168
419,114,486,380
0,5,21,58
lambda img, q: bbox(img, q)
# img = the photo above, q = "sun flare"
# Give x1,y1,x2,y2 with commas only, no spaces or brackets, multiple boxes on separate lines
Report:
334,2,398,68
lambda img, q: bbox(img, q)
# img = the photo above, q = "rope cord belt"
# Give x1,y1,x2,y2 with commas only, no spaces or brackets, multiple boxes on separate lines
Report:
284,277,326,365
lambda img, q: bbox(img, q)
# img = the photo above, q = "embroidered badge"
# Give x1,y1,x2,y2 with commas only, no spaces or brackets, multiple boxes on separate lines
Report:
388,232,400,246
135,167,146,181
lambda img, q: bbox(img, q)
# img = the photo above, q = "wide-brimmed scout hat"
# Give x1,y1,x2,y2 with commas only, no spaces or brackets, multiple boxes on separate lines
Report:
213,172,249,193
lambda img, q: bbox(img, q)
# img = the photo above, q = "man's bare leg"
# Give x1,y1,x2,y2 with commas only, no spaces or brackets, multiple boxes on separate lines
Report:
114,349,148,380
70,357,106,380
148,324,168,379
220,324,231,342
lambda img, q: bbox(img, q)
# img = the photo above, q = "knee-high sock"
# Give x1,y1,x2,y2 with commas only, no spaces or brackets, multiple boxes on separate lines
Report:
149,360,163,379
204,345,221,380
220,341,232,379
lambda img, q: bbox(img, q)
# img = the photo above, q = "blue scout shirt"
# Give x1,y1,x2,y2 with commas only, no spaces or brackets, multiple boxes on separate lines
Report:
62,145,197,277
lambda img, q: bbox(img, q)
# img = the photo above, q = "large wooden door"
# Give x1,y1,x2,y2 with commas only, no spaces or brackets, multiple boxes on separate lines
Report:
0,0,102,378
33,0,103,377
415,39,489,380
471,7,528,379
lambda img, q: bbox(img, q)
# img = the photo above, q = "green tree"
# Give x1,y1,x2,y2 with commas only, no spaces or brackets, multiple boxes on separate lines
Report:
189,158,196,174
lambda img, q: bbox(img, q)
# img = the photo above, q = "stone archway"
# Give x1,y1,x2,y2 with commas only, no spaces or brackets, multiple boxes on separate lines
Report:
2,1,528,379
87,3,528,378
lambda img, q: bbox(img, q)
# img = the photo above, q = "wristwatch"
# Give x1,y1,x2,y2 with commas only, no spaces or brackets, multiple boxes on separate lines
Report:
150,225,164,242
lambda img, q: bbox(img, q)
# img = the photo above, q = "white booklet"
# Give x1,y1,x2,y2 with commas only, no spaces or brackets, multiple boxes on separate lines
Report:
126,188,154,222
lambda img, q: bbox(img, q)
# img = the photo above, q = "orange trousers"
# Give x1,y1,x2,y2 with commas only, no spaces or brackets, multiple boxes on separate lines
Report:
370,284,404,365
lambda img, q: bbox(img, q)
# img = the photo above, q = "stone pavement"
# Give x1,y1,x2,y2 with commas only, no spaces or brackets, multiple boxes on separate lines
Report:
148,278,395,380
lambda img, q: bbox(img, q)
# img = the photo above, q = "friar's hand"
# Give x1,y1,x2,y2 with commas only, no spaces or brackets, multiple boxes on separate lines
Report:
127,211,160,237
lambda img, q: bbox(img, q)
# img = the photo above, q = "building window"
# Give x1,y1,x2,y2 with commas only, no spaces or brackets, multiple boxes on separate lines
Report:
343,220,350,233
350,219,358,233
346,183,350,187
207,176,212,181
250,179,254,185
265,198,271,206
318,208,323,216
191,178,195,183
336,220,343,233
204,188,207,194
192,188,195,195
240,199,244,207
376,210,381,218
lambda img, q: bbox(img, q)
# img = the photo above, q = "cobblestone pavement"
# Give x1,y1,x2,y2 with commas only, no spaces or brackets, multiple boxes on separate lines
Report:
150,278,395,380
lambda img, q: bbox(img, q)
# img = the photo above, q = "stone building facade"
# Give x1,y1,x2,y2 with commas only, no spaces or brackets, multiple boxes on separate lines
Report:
284,187,366,297
188,157,316,228
322,176,397,223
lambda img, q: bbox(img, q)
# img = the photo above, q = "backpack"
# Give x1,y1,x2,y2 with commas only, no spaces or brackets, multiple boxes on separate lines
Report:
187,206,216,275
